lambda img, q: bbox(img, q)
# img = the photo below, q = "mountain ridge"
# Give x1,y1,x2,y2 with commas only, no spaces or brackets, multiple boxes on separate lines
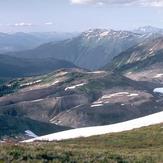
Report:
105,36,163,84
5,28,151,70
0,31,77,53
0,54,76,78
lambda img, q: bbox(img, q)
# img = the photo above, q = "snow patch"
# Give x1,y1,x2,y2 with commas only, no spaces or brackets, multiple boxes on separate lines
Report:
100,31,109,37
31,99,44,102
20,80,42,87
56,71,68,77
91,104,103,108
102,92,129,99
88,71,106,74
52,80,60,85
25,130,38,138
154,74,163,78
153,88,163,94
128,93,139,97
23,111,163,142
91,92,140,105
65,83,86,91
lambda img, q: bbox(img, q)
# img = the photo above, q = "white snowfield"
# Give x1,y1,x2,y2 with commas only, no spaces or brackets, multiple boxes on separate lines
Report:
23,111,163,143
153,88,163,94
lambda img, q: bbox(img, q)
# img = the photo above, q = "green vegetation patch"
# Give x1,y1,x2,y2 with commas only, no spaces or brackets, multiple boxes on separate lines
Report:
0,81,20,97
0,124,163,162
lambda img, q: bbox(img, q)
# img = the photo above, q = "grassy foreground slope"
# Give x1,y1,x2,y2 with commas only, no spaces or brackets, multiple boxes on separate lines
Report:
0,123,163,162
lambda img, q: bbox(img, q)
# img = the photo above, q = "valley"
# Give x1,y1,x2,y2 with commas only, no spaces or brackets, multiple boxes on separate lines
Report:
1,0,163,161
0,55,76,78
5,28,156,70
0,66,163,138
0,32,77,53
0,25,163,162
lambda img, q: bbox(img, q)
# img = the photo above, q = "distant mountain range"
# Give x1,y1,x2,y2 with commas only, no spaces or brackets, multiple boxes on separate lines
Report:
134,26,163,34
0,26,163,139
5,27,163,70
6,29,138,69
0,32,77,53
0,54,76,78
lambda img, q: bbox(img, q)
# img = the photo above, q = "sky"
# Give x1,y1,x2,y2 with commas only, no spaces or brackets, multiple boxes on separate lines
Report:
0,0,163,33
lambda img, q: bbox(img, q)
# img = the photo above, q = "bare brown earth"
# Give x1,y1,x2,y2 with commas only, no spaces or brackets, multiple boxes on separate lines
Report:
106,37,163,86
125,63,163,85
0,68,162,135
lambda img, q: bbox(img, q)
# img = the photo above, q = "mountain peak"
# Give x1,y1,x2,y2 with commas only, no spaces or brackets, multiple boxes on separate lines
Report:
134,26,163,34
82,28,112,38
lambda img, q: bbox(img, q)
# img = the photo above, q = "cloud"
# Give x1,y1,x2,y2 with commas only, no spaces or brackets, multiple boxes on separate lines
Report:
70,0,163,7
45,22,53,25
71,0,94,4
13,22,33,27
0,22,54,28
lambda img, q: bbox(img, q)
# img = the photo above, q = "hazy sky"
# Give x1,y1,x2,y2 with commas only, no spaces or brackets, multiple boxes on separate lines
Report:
0,0,163,33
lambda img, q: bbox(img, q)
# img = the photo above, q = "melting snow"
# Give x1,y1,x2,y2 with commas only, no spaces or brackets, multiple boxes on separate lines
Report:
91,104,103,108
87,71,106,74
25,130,38,138
153,88,163,94
65,83,86,91
56,71,68,76
128,93,139,97
149,51,153,54
101,92,129,99
31,99,44,102
23,111,163,142
91,92,140,106
52,80,60,85
154,74,163,78
100,31,109,37
20,80,42,87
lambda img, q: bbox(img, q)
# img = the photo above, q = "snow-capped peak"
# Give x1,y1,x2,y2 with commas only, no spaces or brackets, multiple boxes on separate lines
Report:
81,28,139,41
134,26,163,34
82,28,112,39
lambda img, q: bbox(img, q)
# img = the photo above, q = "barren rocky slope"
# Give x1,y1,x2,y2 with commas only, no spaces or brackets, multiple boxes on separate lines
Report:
106,37,163,85
0,68,162,134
